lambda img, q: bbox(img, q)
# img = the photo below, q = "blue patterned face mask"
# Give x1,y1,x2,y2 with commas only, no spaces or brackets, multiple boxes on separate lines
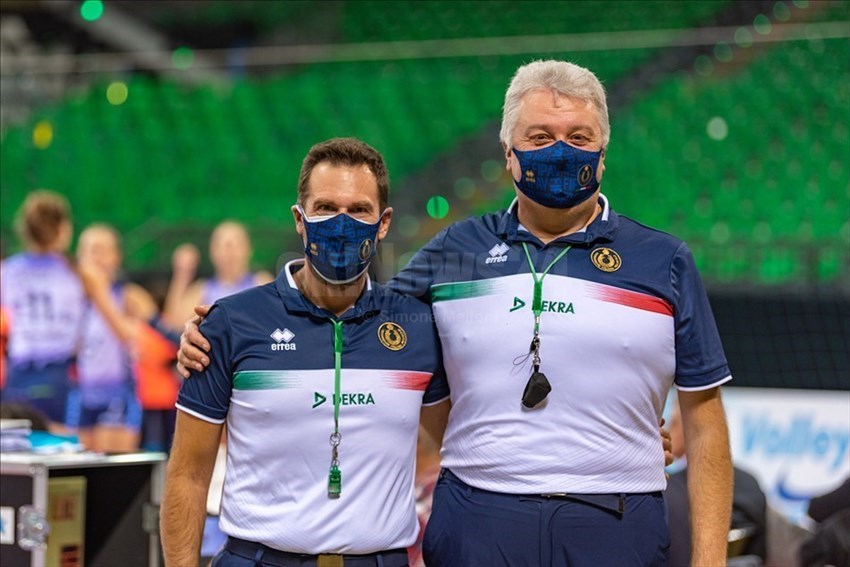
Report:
298,206,384,285
512,141,603,208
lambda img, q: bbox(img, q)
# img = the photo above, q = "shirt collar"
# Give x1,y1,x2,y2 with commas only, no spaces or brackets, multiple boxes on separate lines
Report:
498,193,618,246
276,259,380,321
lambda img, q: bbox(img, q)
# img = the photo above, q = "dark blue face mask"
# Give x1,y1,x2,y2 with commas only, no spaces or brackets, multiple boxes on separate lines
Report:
512,141,603,209
299,206,384,285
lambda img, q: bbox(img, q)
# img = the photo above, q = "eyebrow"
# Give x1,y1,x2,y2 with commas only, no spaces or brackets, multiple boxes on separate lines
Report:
524,123,596,134
311,198,375,210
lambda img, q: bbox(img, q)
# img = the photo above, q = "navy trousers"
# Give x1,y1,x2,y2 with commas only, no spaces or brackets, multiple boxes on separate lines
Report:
423,470,669,567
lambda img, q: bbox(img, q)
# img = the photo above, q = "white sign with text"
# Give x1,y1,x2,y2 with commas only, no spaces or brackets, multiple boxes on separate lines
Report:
721,387,850,521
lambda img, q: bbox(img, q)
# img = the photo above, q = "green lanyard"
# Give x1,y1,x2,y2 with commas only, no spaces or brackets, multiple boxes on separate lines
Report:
521,242,571,336
328,319,343,498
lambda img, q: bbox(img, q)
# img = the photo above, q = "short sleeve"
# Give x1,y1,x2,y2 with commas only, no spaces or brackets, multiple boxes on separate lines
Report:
671,243,732,390
388,228,449,303
175,304,234,423
423,363,450,405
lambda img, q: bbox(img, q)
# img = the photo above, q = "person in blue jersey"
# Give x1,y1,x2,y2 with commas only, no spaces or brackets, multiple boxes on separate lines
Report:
66,223,158,452
0,191,139,433
161,138,450,567
179,60,728,567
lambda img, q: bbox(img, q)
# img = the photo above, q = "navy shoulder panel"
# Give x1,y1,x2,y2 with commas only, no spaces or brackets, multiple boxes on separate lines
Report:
440,209,508,252
213,282,279,321
614,215,684,253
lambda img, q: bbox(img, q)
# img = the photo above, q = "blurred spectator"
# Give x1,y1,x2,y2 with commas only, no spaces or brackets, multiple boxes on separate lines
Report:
799,477,850,567
665,400,767,565
799,509,850,567
66,223,157,452
0,306,8,390
136,321,179,452
0,191,131,432
807,476,850,524
162,221,272,328
136,277,181,454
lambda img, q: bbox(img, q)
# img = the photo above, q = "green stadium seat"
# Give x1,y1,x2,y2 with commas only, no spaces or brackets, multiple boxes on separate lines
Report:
817,245,848,282
758,247,800,284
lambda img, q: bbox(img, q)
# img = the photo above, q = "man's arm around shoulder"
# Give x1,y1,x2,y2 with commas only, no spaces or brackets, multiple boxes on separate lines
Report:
679,386,733,567
161,410,223,567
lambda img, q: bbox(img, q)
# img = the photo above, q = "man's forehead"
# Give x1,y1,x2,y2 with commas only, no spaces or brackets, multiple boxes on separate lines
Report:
309,161,377,183
305,162,380,205
518,90,596,118
522,88,592,106
513,91,600,136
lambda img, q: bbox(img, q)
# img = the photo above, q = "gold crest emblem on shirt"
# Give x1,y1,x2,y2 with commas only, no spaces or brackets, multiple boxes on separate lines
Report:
590,247,622,272
378,322,407,351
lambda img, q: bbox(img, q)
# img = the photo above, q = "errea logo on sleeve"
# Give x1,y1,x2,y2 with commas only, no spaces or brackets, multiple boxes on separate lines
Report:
270,328,296,351
485,242,510,264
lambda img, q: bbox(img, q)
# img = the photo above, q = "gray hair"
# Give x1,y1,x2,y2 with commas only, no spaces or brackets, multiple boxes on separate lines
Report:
500,60,610,149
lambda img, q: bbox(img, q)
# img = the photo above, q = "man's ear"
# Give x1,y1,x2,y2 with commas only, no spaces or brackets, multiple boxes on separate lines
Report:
291,205,305,239
502,142,512,171
377,207,393,241
597,148,606,183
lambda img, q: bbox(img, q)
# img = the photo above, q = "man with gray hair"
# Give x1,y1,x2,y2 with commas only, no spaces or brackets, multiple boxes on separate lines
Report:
180,60,732,566
391,59,732,566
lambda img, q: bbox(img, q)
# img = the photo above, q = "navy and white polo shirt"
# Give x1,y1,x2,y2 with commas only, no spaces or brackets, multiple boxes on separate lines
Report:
389,194,731,494
177,260,448,554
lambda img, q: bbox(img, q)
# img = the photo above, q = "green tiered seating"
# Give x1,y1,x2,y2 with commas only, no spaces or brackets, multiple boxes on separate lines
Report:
0,0,737,271
341,1,729,42
600,32,850,285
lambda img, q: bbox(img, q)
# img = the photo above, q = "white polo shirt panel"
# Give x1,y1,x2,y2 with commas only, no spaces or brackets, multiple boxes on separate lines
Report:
389,195,731,494
432,273,676,493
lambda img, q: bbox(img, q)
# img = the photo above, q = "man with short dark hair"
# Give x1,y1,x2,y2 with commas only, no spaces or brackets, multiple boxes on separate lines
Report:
161,138,449,567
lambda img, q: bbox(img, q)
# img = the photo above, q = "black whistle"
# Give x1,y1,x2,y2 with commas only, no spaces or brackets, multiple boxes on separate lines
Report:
522,370,551,408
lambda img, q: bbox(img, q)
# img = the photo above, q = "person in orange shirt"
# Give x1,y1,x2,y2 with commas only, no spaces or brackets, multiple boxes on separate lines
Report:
0,306,9,390
136,319,180,453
